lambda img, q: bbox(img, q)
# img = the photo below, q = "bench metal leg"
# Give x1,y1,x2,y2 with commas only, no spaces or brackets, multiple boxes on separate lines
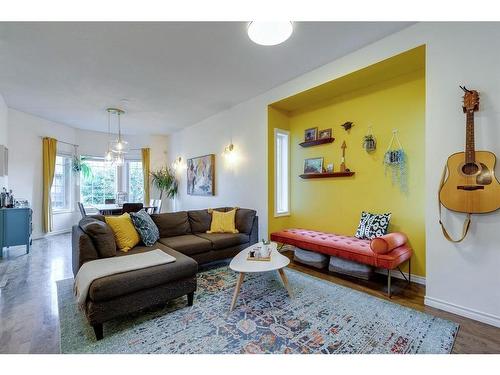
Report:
387,269,392,298
408,258,411,284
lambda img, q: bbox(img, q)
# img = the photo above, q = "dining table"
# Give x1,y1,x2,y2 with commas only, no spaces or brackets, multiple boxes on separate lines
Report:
90,204,154,216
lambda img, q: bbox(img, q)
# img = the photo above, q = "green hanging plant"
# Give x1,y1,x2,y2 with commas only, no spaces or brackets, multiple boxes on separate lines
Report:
151,167,178,200
72,155,93,180
383,130,408,193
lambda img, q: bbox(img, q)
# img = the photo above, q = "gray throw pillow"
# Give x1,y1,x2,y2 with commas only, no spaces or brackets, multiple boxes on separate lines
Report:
130,209,160,246
355,211,391,240
79,217,117,258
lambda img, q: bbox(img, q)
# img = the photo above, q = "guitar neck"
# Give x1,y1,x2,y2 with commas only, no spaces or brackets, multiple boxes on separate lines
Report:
465,110,475,163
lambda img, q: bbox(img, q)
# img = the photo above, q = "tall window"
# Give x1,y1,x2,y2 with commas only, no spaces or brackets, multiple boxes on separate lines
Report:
274,128,290,216
126,160,144,203
80,158,117,205
51,155,72,211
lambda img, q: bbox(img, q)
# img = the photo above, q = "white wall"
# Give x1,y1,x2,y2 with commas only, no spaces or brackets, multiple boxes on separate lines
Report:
0,94,8,187
7,108,168,238
168,22,500,327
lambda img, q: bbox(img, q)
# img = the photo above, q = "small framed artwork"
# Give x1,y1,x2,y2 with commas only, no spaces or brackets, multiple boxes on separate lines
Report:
304,127,318,142
326,163,334,173
304,157,324,174
318,128,332,139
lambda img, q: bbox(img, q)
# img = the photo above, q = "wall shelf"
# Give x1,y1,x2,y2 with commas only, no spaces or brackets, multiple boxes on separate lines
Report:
299,171,355,179
299,137,335,148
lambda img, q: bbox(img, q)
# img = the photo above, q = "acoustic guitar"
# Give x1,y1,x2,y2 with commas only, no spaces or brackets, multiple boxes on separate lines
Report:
439,87,500,228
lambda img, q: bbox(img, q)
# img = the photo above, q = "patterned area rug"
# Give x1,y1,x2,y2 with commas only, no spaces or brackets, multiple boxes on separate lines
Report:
57,266,458,353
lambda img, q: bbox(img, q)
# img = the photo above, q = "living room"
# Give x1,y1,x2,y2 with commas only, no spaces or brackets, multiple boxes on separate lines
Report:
1,1,500,373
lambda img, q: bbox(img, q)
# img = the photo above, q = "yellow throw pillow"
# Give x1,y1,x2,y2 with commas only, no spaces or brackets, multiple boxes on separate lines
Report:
105,213,140,252
207,208,239,234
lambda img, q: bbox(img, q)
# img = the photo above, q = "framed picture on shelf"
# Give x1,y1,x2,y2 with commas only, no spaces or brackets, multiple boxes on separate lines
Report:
303,157,324,174
318,128,332,139
304,127,318,142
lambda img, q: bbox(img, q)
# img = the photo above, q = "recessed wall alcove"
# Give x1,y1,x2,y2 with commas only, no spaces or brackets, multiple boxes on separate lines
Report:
267,45,426,277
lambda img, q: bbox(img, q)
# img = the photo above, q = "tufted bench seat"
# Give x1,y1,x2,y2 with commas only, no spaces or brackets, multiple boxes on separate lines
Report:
270,228,412,297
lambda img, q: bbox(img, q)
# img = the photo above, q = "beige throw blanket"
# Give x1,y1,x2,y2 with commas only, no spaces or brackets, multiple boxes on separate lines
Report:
74,249,176,306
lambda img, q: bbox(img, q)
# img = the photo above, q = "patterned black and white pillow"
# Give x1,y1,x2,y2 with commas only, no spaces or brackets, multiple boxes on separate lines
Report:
130,209,160,246
355,211,391,240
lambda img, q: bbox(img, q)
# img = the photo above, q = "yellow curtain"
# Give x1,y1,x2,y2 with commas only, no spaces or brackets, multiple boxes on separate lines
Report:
42,137,57,233
141,148,151,205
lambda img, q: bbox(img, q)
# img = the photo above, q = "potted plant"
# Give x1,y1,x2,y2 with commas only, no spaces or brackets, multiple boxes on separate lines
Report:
150,167,178,200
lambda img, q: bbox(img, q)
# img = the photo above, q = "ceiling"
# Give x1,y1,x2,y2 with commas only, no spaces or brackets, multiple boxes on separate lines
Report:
0,22,413,135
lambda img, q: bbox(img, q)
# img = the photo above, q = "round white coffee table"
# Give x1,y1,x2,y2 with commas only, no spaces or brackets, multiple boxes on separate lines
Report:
229,242,292,311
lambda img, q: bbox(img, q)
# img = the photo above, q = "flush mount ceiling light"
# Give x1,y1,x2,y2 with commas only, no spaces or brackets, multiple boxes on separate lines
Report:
247,21,293,46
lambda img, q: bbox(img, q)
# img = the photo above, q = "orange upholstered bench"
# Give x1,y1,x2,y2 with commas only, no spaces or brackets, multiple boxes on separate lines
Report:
270,229,412,297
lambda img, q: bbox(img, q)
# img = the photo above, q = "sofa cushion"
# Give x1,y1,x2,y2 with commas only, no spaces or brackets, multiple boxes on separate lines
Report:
188,207,228,233
235,208,257,234
130,209,160,246
188,209,212,233
370,232,408,254
79,217,116,258
151,211,191,238
195,233,249,250
207,208,238,233
158,234,212,255
88,244,198,302
105,213,141,252
355,211,391,240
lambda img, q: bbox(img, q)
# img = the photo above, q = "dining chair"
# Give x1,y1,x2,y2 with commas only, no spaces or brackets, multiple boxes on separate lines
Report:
147,199,162,214
77,202,87,218
153,199,162,214
121,203,143,214
105,198,116,204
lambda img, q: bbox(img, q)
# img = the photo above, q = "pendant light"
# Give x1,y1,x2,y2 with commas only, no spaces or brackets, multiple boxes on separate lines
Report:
109,108,128,154
104,109,114,163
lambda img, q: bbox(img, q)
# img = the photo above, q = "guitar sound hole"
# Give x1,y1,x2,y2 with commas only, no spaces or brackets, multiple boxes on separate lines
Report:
462,162,479,175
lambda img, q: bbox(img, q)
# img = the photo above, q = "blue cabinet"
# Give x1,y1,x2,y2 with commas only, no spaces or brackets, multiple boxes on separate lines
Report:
0,207,32,257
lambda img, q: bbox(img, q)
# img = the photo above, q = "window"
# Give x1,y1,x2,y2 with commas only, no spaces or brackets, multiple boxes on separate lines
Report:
80,158,117,205
126,160,144,203
274,128,290,216
51,155,72,212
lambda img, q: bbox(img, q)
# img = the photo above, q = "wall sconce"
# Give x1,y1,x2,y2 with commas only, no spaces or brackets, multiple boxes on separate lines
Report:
224,143,234,153
172,156,183,171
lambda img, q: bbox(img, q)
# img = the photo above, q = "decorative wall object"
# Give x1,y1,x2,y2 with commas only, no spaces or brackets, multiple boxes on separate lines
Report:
363,126,376,152
383,129,407,192
303,157,323,174
318,128,332,139
341,121,354,131
304,127,318,142
187,154,215,196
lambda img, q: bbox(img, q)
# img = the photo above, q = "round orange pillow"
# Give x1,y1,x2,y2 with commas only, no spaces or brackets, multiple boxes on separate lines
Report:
370,232,408,254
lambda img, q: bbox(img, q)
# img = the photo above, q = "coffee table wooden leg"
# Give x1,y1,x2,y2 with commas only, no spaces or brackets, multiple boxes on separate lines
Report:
230,272,245,311
278,268,293,298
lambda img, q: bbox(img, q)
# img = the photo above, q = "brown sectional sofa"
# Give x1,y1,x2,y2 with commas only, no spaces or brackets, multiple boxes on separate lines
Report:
72,207,258,339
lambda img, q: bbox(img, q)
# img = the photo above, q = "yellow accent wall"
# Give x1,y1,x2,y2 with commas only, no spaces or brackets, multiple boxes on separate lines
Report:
268,47,426,277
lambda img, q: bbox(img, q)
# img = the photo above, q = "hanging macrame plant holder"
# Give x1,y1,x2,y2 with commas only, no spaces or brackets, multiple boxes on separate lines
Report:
383,129,408,193
363,126,376,152
72,145,82,174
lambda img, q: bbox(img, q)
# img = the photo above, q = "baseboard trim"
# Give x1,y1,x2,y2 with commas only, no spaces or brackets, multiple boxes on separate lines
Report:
32,229,71,240
425,296,500,328
375,269,426,285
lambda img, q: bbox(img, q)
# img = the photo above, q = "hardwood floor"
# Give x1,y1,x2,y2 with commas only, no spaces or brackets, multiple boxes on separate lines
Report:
0,234,499,354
